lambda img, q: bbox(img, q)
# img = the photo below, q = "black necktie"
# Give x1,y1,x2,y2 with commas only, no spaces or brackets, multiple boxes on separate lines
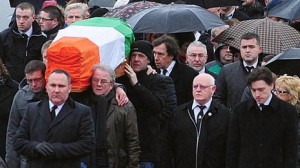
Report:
246,66,254,73
50,105,57,121
162,69,168,75
196,105,206,130
260,104,266,111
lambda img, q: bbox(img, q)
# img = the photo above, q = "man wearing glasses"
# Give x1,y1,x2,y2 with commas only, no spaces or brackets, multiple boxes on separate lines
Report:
39,5,64,39
186,41,217,78
0,2,47,83
169,73,230,168
6,60,47,168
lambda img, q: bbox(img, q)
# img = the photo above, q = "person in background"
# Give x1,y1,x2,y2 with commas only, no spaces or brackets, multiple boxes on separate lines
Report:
185,41,217,78
64,3,86,26
0,2,47,82
274,74,300,168
0,58,18,159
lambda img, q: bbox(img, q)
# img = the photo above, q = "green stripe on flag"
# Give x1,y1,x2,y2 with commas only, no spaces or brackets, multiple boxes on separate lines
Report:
72,17,135,57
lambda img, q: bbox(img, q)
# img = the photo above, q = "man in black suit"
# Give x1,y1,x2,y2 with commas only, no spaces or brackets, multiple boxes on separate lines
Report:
226,67,298,168
169,73,230,168
185,41,217,79
14,69,95,168
153,35,199,105
220,6,250,21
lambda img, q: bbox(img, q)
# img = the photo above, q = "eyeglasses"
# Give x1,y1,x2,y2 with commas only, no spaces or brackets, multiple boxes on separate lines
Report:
193,84,213,90
38,17,54,22
187,53,207,58
27,76,44,84
272,88,289,95
92,78,112,85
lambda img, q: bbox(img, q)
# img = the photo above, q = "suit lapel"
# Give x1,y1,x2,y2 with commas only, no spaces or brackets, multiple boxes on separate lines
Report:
169,62,180,82
49,102,73,129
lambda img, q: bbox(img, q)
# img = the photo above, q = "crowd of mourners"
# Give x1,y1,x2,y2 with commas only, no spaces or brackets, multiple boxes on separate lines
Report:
0,0,300,168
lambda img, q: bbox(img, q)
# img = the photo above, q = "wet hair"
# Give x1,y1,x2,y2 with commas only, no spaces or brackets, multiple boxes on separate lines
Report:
50,69,71,85
186,41,207,55
92,64,116,83
152,34,180,60
275,74,300,105
17,2,35,15
24,60,46,76
247,67,273,86
240,32,260,46
64,3,85,18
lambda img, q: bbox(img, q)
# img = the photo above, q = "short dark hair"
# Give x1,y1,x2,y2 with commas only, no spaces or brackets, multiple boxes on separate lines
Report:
24,60,46,76
152,34,179,60
50,69,72,85
17,2,35,15
240,32,260,46
247,67,273,86
41,5,64,27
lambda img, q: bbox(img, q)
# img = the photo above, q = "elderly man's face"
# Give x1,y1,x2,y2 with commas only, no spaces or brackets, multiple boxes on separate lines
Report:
65,8,84,26
192,74,216,105
91,69,114,96
186,46,208,72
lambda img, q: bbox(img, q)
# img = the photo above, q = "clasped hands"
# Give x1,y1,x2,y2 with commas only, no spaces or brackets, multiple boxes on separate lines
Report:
35,142,55,157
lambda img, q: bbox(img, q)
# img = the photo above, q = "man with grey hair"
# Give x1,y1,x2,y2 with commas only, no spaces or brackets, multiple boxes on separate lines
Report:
210,25,230,49
169,73,230,167
64,3,86,26
186,41,216,78
87,64,140,167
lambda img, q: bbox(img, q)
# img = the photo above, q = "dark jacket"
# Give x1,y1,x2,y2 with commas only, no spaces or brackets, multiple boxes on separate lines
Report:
214,60,260,109
5,79,46,168
169,100,230,168
117,69,167,163
0,21,47,82
13,97,96,168
169,61,198,105
0,77,18,158
232,9,250,21
87,90,140,168
226,95,298,168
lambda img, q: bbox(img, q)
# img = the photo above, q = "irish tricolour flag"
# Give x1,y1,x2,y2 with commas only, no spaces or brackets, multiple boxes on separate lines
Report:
46,17,134,92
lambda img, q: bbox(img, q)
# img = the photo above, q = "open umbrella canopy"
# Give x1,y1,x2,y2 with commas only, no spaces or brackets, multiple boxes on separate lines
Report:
47,17,134,92
264,48,300,76
104,1,163,21
185,0,242,8
214,18,300,55
127,3,225,33
268,0,300,20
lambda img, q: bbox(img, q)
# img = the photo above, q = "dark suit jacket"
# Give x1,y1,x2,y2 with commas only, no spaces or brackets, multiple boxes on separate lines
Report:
169,61,198,106
232,9,250,21
169,100,230,168
14,97,95,168
226,95,298,168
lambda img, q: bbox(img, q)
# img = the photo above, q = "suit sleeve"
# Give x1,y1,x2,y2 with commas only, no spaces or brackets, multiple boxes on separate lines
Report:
283,105,298,168
214,67,227,106
226,105,240,168
13,104,40,158
132,76,167,114
53,106,96,159
6,92,23,167
124,102,140,167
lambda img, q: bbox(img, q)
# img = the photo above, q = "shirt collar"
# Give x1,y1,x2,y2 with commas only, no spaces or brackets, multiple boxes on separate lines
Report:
49,100,64,112
192,98,213,115
19,26,33,37
199,67,206,74
161,61,176,76
257,94,273,106
243,59,258,68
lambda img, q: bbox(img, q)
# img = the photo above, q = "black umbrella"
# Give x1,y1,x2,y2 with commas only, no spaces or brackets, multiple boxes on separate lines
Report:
264,48,300,76
156,0,242,8
127,3,225,33
268,0,300,20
